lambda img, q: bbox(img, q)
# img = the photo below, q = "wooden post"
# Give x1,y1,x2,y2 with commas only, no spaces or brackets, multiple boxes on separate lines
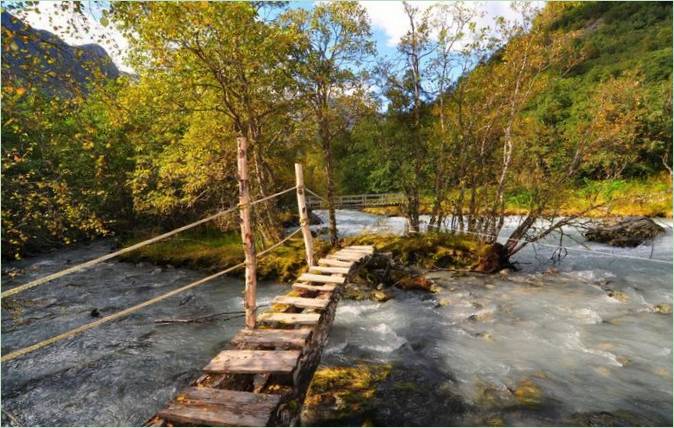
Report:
237,136,257,329
295,163,315,267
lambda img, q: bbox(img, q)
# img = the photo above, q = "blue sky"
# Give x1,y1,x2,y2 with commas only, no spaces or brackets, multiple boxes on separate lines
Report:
19,1,536,73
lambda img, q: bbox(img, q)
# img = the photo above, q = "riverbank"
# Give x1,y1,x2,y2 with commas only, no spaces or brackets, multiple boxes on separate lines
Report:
119,227,485,285
364,177,673,218
118,226,331,283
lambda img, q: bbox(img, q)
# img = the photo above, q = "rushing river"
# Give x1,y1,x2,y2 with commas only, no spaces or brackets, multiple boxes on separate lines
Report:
1,242,282,426
1,211,672,426
314,210,673,426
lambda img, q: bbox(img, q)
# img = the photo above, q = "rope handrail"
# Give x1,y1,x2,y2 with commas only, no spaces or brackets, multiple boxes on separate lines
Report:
304,187,326,202
1,185,297,299
1,227,303,363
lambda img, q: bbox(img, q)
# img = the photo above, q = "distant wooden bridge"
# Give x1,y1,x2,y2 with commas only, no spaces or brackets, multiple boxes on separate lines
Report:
306,192,405,209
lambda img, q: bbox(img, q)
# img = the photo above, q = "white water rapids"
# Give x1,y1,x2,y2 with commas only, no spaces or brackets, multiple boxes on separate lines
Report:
313,210,673,426
1,210,672,426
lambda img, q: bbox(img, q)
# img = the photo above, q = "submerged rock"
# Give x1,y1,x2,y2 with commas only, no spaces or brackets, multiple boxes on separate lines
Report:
585,217,665,247
396,275,438,292
654,303,672,314
301,363,392,426
604,288,630,303
474,381,516,408
372,290,392,302
513,379,543,408
567,410,660,427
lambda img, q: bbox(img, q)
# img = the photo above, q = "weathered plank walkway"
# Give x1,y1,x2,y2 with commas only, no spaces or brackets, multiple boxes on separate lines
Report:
147,245,374,427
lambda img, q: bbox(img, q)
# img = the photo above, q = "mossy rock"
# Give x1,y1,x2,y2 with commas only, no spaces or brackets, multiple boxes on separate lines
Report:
344,232,481,270
654,303,672,314
302,363,392,425
513,379,543,408
474,382,516,408
605,289,630,303
396,276,438,292
372,290,393,302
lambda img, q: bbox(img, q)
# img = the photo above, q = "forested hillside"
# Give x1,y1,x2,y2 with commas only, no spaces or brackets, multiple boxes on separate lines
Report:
338,1,672,193
1,1,671,259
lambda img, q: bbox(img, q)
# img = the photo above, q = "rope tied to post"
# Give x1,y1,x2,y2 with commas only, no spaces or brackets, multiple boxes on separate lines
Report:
1,185,298,299
1,227,304,363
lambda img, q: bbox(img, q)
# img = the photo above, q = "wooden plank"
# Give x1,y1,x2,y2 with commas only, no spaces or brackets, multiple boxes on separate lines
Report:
273,295,329,310
339,247,371,253
309,265,351,275
257,312,321,326
318,257,352,267
203,350,300,374
337,250,370,256
332,253,366,261
337,249,370,256
347,245,374,250
158,387,280,427
298,273,345,284
292,283,336,292
231,328,312,349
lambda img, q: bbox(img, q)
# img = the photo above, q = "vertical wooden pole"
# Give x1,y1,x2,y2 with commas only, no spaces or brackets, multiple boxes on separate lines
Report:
237,136,257,329
295,163,315,267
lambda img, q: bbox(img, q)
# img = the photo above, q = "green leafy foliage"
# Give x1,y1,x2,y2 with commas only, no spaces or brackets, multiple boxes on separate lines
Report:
1,1,671,260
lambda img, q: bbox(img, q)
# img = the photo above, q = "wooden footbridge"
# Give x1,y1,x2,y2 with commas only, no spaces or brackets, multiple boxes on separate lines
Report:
150,245,373,427
1,136,377,427
306,192,405,210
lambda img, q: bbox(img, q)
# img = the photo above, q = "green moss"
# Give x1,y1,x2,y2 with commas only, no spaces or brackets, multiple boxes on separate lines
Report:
120,227,244,270
120,226,329,282
303,363,392,425
654,303,672,315
344,232,482,269
513,379,543,408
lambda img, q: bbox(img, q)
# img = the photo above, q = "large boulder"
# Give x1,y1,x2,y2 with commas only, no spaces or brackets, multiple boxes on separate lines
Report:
585,217,665,247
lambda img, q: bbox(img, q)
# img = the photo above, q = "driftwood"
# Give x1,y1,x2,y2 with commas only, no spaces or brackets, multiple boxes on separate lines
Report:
585,217,665,247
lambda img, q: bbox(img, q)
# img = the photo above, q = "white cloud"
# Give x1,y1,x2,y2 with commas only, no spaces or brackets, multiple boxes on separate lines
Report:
360,1,544,48
17,1,132,73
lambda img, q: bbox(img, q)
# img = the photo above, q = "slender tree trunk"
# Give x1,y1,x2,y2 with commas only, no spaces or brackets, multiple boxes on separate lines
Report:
323,138,338,246
317,103,338,246
429,97,448,229
250,130,282,244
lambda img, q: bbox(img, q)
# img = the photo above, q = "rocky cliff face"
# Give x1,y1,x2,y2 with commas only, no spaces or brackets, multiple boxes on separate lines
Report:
1,11,119,95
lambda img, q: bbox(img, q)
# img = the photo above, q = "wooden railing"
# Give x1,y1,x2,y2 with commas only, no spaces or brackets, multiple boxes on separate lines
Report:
306,192,405,209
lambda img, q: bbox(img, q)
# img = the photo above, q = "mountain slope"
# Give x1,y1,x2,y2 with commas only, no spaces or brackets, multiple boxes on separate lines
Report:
529,1,672,178
1,11,119,95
